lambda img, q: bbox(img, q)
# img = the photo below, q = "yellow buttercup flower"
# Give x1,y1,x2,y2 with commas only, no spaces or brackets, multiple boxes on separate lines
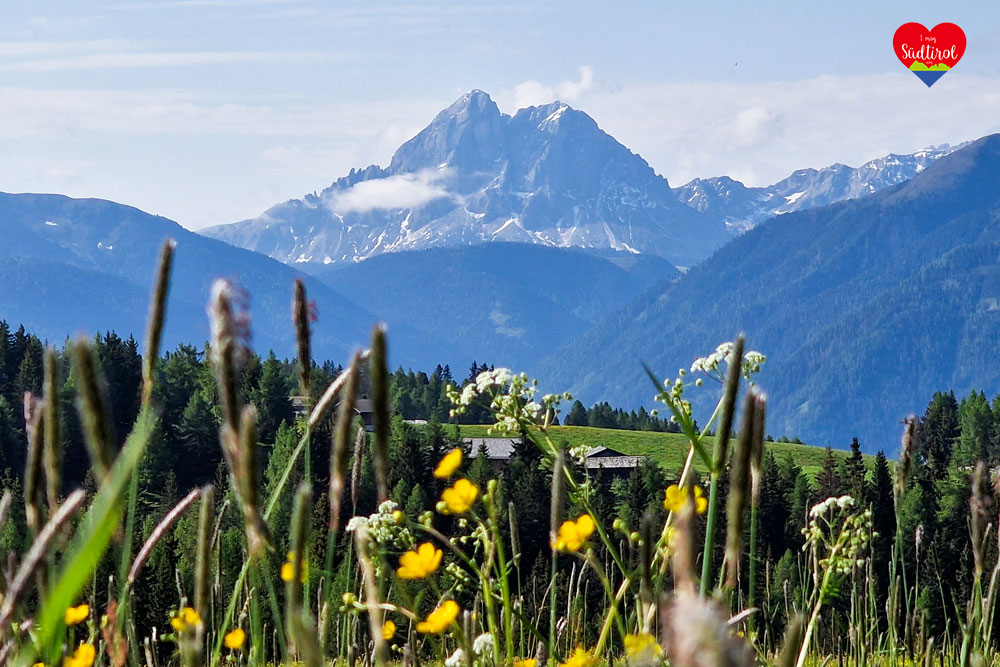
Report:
170,606,203,632
624,633,663,663
224,627,246,650
559,647,596,667
440,478,478,514
434,448,463,478
663,484,707,514
281,551,308,583
64,643,96,667
397,542,443,579
64,603,90,626
416,599,460,634
382,620,396,640
514,659,538,667
553,514,595,553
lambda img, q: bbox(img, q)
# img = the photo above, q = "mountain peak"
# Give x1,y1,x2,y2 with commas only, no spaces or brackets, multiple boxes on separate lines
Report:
441,89,499,118
388,90,504,176
205,88,728,268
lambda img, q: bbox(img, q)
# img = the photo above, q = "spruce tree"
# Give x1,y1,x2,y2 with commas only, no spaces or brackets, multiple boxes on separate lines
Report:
564,400,588,426
843,437,868,503
254,351,294,444
814,446,843,500
922,391,959,478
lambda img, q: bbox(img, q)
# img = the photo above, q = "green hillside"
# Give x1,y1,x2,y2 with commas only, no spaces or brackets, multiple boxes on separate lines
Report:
457,424,876,478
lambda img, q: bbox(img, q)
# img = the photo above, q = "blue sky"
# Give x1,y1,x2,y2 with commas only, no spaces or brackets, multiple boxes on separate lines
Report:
2,1,1000,228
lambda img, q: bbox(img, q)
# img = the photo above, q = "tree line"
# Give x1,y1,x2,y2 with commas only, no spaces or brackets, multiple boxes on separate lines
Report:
0,319,997,653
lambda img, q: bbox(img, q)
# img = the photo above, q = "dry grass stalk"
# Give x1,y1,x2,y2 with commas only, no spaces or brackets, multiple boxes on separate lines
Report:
724,389,757,591
194,485,214,619
23,392,45,537
330,353,360,532
293,279,313,400
970,462,989,580
127,487,201,586
207,278,251,431
549,444,565,549
660,588,755,667
355,523,387,667
350,426,365,516
776,614,805,667
238,405,273,553
42,347,62,515
714,336,745,472
0,488,86,635
71,338,115,479
142,239,175,406
896,415,918,502
671,482,698,597
370,325,390,503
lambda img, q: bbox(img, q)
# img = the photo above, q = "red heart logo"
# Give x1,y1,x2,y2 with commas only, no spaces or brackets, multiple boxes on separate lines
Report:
893,23,966,86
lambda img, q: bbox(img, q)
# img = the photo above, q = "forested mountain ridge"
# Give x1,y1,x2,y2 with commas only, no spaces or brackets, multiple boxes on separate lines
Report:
544,134,1000,451
318,243,679,372
0,192,456,368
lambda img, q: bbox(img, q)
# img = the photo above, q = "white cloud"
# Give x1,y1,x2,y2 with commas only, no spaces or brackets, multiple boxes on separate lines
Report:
507,66,595,109
2,50,330,72
326,169,453,213
0,39,143,58
4,69,1000,229
517,71,1000,186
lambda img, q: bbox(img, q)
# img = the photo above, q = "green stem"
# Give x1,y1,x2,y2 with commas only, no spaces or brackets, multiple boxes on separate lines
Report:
699,472,721,597
748,500,759,633
549,545,558,664
486,491,515,662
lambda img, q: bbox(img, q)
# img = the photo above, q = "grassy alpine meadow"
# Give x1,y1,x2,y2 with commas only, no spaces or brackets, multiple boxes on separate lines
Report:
1,237,997,667
455,425,875,478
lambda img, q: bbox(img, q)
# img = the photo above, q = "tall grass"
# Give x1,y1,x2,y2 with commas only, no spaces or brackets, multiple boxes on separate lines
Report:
0,239,997,666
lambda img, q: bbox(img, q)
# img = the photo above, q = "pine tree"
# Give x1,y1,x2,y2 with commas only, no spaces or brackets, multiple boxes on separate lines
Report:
405,483,428,517
176,386,222,488
843,437,868,503
922,391,959,478
468,446,492,489
814,446,842,500
955,390,993,465
869,450,895,616
786,464,813,548
564,400,588,426
758,451,791,561
254,351,294,444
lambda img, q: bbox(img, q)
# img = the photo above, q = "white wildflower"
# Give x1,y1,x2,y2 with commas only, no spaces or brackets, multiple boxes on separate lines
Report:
472,633,494,655
445,648,466,667
345,516,367,533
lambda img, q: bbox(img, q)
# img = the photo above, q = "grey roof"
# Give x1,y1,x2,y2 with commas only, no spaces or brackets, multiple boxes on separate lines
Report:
465,437,519,459
463,438,639,469
585,456,643,470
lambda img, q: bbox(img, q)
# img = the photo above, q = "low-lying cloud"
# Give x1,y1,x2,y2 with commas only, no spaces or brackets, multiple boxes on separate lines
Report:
326,169,453,213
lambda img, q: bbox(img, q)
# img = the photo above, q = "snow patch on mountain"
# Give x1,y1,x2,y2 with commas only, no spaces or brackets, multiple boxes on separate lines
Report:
674,143,964,232
201,90,723,270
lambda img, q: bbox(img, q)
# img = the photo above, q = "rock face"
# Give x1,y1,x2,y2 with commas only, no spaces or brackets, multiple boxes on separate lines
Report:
202,90,726,270
673,144,959,232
